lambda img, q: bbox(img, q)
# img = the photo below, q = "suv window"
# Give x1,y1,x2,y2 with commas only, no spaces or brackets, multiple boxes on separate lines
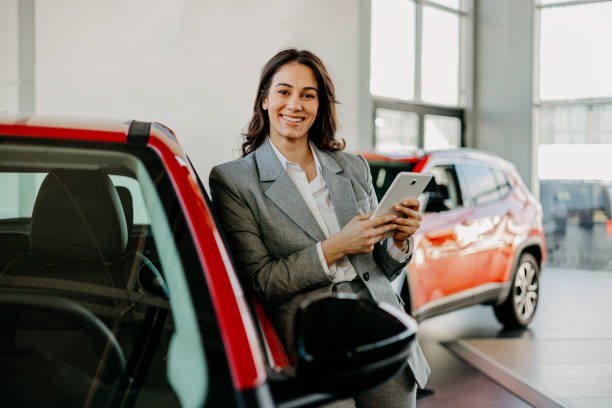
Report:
491,168,512,199
426,165,462,212
457,164,501,206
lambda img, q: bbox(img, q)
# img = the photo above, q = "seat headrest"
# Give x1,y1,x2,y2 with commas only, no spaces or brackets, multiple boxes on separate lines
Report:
30,170,128,263
115,186,133,234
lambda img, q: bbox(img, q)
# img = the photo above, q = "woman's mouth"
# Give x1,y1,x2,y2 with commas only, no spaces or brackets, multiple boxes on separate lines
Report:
280,114,305,124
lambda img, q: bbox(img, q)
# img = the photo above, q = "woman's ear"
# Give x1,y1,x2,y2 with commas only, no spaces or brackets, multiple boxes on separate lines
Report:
262,97,268,111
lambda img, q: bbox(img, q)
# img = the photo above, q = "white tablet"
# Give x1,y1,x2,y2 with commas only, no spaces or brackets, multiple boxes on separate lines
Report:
370,172,433,219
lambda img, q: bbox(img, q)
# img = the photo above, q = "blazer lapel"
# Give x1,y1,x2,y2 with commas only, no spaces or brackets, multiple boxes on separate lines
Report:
315,148,359,229
256,139,326,242
315,148,368,272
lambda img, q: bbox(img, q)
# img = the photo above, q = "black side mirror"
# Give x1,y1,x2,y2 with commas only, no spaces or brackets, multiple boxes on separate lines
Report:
294,294,417,396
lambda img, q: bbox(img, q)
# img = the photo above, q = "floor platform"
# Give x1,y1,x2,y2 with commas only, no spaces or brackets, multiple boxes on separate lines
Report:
416,267,612,407
445,338,612,407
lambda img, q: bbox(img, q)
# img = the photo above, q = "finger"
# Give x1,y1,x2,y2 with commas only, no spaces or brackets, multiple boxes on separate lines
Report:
369,213,398,227
392,217,421,227
393,204,422,220
370,223,397,238
393,226,418,239
399,198,420,211
353,213,371,222
369,233,387,244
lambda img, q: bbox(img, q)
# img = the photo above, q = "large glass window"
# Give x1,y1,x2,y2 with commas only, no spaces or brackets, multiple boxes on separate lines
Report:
535,0,612,271
421,5,460,105
370,0,468,153
538,2,612,100
374,109,419,154
424,114,461,150
370,0,415,100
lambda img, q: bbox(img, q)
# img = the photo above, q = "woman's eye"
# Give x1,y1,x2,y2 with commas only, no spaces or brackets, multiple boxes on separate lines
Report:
278,90,289,95
303,93,316,99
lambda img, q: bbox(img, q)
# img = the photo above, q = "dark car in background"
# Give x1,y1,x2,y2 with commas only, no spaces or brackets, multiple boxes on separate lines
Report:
0,115,417,407
363,149,546,329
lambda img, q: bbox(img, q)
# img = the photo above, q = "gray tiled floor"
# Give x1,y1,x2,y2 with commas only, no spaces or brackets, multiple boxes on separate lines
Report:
416,267,612,407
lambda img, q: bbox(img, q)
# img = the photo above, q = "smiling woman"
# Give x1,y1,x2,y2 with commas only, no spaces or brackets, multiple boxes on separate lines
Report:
209,48,430,408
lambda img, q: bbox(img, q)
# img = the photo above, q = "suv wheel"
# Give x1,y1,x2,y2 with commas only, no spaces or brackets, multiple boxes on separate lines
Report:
494,253,539,329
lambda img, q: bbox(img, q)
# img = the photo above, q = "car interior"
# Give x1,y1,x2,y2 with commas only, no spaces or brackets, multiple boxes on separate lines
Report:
0,150,177,406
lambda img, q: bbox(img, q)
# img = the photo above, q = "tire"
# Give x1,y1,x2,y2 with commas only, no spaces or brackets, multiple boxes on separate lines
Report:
494,253,539,329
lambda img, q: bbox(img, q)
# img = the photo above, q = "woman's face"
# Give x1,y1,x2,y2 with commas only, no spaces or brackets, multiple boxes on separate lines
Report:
262,62,319,145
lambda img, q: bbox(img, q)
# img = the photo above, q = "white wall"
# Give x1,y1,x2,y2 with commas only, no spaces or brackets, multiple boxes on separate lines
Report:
33,0,364,180
0,0,19,112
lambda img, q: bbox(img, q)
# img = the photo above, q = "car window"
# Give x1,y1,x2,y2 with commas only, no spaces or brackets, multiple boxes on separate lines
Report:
368,161,416,201
426,165,462,212
0,143,226,407
491,168,512,199
457,164,501,206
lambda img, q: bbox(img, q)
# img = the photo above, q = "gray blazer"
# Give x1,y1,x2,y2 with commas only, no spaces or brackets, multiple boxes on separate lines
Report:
209,138,430,388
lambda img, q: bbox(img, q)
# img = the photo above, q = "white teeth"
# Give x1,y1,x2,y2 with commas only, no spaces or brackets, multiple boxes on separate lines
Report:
282,115,304,123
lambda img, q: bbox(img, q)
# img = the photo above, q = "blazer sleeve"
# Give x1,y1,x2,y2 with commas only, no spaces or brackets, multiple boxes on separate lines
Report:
358,155,413,281
209,167,331,306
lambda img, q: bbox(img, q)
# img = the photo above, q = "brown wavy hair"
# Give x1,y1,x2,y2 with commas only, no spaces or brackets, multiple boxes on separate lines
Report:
242,49,345,156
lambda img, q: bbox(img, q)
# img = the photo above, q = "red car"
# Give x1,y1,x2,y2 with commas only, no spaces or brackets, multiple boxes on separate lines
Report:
0,115,417,407
363,150,546,329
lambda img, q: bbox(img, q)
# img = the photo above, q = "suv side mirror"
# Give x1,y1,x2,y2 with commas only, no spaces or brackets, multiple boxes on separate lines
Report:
294,294,417,396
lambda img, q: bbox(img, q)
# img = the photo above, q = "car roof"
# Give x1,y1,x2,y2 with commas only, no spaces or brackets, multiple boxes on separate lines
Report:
362,148,517,171
0,113,129,140
0,113,178,151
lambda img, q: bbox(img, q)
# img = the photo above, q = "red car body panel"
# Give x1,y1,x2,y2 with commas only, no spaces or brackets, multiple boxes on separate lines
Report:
0,115,270,392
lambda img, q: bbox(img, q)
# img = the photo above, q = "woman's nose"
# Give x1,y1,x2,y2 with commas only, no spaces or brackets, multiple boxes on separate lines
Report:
287,96,303,111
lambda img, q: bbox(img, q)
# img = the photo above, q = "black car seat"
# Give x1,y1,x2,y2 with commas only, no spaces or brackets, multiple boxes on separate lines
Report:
0,169,132,406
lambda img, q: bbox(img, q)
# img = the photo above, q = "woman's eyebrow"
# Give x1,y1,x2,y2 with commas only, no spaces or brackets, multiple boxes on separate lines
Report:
274,82,318,93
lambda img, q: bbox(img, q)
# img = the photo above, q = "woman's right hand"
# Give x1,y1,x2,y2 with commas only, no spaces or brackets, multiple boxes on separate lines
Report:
321,213,397,266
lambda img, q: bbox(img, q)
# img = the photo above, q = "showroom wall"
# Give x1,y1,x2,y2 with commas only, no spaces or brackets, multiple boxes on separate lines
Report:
473,0,535,188
0,0,34,114
9,0,366,181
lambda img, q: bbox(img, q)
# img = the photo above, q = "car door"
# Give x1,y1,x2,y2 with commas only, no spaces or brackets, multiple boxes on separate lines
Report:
408,164,478,316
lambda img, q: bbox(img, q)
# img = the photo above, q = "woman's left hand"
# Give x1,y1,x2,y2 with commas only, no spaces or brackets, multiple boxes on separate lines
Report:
391,198,422,249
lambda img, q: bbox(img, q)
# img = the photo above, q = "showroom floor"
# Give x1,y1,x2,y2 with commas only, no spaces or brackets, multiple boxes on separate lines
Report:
416,267,612,408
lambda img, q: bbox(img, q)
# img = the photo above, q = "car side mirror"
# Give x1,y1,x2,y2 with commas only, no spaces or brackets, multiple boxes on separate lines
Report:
294,294,417,396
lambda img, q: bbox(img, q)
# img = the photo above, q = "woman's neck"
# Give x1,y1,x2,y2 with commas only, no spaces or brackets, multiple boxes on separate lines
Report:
270,135,313,165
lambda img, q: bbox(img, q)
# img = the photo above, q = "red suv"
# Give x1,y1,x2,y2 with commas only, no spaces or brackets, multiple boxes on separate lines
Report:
0,115,417,407
363,149,546,329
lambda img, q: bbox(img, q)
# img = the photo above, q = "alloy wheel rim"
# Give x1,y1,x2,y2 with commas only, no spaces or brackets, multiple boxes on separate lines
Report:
513,261,538,322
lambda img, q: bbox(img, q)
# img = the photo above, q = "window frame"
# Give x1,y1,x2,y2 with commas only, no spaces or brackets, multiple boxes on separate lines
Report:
373,99,465,150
